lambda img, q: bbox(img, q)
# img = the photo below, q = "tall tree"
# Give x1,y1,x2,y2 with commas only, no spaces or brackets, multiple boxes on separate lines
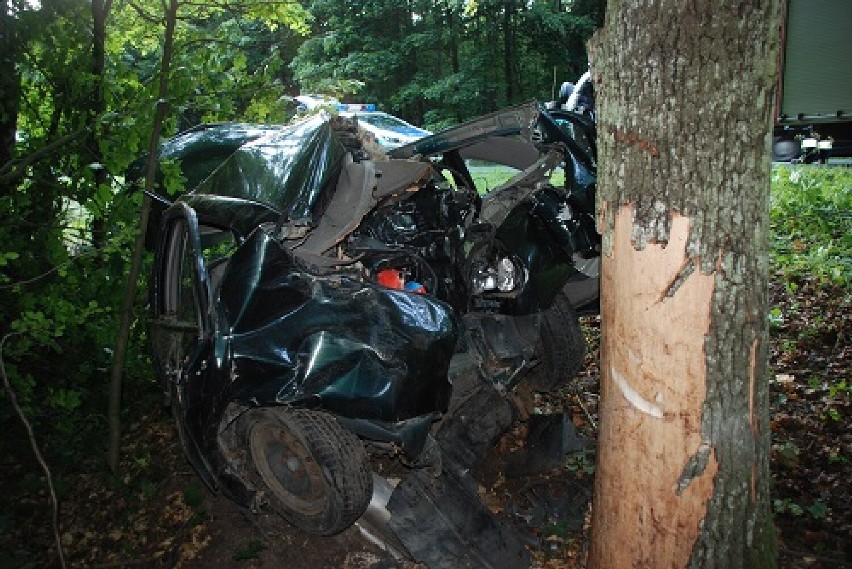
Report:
0,0,21,181
107,0,179,473
586,1,781,567
292,0,605,127
88,0,111,248
502,0,516,102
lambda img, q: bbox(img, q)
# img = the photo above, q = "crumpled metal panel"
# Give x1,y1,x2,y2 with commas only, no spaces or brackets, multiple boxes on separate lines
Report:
180,194,279,239
390,100,596,214
386,468,531,569
137,117,347,221
390,102,541,160
128,122,270,191
189,116,346,220
212,226,457,422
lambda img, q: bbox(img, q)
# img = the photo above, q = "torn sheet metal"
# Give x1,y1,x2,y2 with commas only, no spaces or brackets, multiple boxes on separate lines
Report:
218,226,457,421
387,468,531,569
505,413,592,478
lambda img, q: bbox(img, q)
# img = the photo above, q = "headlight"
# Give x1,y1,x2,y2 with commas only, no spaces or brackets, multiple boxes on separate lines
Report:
471,257,522,294
471,271,497,295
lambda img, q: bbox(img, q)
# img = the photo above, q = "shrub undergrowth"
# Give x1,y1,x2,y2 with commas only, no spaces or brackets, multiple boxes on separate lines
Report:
770,165,851,286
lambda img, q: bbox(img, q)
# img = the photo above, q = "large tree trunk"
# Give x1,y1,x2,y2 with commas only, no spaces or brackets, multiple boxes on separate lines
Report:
0,0,21,193
586,1,781,567
502,0,515,103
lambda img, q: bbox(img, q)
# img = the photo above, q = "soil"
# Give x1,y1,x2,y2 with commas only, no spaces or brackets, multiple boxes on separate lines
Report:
1,274,849,568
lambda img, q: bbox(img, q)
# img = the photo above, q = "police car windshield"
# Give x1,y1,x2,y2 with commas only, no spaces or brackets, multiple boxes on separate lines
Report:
357,113,413,131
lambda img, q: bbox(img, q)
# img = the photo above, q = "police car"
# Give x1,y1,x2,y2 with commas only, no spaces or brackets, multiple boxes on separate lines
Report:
337,103,432,151
295,94,340,110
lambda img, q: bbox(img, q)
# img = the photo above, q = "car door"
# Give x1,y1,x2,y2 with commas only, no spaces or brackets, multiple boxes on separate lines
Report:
149,204,218,479
150,205,212,384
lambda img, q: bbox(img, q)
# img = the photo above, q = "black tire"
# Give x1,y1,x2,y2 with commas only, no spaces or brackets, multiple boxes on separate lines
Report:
772,136,801,162
240,407,372,535
527,294,586,392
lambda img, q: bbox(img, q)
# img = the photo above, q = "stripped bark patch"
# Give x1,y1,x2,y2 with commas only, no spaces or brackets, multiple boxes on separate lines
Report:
591,204,719,568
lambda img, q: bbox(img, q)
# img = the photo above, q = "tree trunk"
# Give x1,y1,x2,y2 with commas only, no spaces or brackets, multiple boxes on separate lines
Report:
502,0,514,103
586,1,781,567
108,0,179,473
89,0,109,248
0,0,21,194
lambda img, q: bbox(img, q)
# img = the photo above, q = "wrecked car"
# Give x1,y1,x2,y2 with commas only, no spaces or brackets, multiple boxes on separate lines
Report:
141,100,599,559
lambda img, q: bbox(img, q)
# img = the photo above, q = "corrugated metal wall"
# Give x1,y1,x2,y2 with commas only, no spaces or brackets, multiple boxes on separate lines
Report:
781,0,852,120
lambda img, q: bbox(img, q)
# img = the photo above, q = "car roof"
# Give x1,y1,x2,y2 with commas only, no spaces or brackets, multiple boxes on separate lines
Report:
148,116,349,221
389,101,593,172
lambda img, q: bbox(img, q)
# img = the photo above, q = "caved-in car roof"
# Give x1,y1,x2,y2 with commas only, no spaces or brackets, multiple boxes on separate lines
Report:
389,101,597,217
146,115,348,220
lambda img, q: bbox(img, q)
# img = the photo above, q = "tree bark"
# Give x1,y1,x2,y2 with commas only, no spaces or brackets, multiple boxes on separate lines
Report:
89,0,110,248
108,0,179,473
502,0,515,103
586,1,781,567
0,0,21,194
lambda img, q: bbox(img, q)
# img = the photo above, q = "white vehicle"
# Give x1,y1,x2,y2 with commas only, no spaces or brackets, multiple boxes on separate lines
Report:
338,104,432,150
294,94,340,110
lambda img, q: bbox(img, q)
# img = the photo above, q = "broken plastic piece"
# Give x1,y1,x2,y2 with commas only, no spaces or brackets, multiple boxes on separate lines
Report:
377,269,405,289
404,281,426,294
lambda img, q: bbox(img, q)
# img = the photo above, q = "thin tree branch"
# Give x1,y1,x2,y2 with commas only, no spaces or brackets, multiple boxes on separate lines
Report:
108,0,180,474
126,0,162,24
0,127,90,184
0,265,63,289
0,333,67,569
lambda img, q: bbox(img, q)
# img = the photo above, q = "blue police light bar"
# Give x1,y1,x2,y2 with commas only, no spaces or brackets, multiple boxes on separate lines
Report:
338,103,377,112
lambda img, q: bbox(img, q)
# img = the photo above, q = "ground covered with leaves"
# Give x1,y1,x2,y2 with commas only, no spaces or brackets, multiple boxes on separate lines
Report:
768,277,851,567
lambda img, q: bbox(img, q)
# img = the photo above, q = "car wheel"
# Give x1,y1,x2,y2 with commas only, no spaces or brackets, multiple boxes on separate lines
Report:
526,293,586,392
241,407,372,535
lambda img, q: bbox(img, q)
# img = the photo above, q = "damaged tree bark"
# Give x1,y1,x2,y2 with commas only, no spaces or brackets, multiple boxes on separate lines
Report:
586,1,781,567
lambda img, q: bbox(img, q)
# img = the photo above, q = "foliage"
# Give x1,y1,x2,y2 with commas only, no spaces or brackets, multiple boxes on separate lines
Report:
770,165,852,285
291,0,604,130
0,0,314,473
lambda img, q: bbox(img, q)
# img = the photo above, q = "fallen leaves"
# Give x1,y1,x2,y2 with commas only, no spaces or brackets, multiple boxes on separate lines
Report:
769,278,852,566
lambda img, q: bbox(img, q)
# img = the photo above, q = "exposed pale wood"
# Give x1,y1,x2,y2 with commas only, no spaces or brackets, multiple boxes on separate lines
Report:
590,207,718,568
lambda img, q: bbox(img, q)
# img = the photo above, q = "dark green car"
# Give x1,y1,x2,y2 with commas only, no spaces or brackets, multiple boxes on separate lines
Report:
141,102,598,544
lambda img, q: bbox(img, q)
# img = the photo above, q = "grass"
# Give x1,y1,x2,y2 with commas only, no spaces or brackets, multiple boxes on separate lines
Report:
469,162,851,287
770,165,852,285
459,161,567,194
467,161,851,286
